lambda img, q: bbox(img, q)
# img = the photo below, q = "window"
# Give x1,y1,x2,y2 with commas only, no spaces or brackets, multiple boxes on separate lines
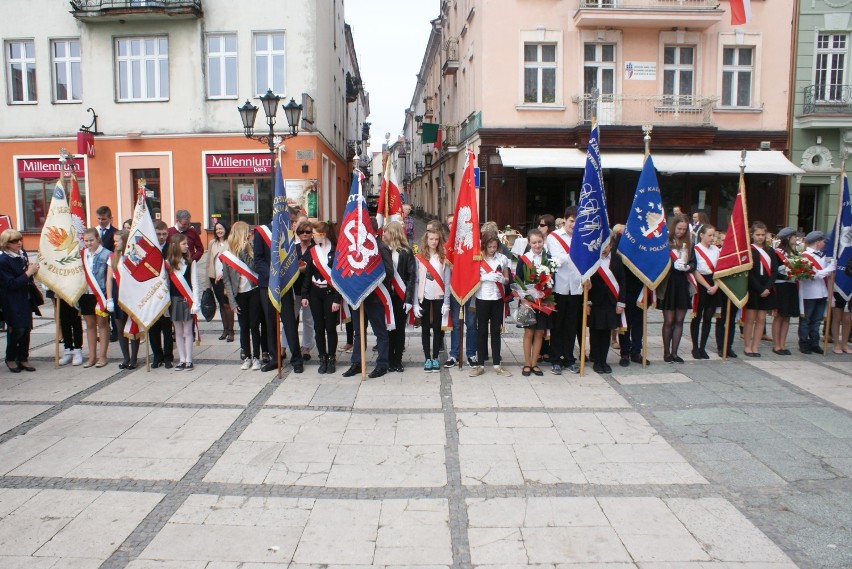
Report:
524,43,556,104
254,32,285,96
7,40,36,103
52,39,82,103
208,176,272,227
115,37,169,101
207,34,237,99
132,169,162,220
22,178,88,232
721,47,753,107
814,33,847,101
663,45,694,105
583,43,615,122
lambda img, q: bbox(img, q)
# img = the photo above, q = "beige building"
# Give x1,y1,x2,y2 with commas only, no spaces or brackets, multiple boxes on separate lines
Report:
405,0,802,232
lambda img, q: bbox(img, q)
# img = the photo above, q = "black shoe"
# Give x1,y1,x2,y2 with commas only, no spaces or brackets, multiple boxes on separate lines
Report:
811,345,824,355
293,361,304,373
602,363,613,374
302,352,311,361
630,354,650,365
118,361,130,370
184,363,194,371
317,356,328,374
728,351,738,358
692,350,702,360
174,363,186,371
368,367,388,378
443,357,458,368
619,357,630,367
799,345,812,354
592,363,604,373
151,358,163,369
164,360,174,369
326,357,336,374
5,361,21,373
664,354,674,363
218,331,228,340
262,353,271,364
342,364,360,377
260,361,278,372
672,355,684,363
699,349,710,360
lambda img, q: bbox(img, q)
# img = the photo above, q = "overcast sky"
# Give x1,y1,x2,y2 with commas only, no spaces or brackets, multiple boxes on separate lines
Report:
346,0,438,152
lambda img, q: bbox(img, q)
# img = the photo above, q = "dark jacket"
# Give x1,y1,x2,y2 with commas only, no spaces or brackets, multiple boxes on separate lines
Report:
749,245,779,295
253,225,271,288
393,247,417,306
98,225,117,252
0,252,34,329
301,243,341,302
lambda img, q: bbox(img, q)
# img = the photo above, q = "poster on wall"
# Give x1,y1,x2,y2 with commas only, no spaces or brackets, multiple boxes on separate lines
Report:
285,179,319,218
0,215,11,234
237,183,256,214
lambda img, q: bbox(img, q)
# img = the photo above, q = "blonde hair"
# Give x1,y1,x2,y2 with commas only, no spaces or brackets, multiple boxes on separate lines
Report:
0,229,23,249
228,221,253,258
420,228,446,263
382,221,410,252
111,230,129,271
167,233,189,272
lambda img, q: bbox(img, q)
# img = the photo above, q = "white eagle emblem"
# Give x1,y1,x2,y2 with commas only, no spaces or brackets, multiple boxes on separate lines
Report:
454,206,475,254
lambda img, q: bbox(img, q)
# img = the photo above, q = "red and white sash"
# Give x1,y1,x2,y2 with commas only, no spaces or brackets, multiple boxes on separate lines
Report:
310,245,333,285
219,251,258,285
257,225,272,248
549,231,571,255
752,244,773,276
111,256,141,337
669,248,698,290
694,245,717,274
636,286,657,309
83,248,108,313
169,260,201,343
481,257,510,319
596,261,619,302
417,253,446,292
391,257,417,326
376,282,396,331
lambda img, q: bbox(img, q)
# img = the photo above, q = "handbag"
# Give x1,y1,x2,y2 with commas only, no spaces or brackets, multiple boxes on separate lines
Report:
515,302,537,327
200,288,217,322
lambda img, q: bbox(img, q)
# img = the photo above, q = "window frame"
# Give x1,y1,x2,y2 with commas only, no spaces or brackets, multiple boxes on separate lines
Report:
51,38,82,104
662,44,696,104
253,31,286,97
517,29,563,109
6,39,37,104
206,32,238,100
114,35,170,103
720,46,754,108
814,32,848,102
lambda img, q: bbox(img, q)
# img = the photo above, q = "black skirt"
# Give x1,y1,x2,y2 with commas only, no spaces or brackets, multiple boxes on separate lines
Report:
657,271,692,310
746,287,777,311
775,282,799,317
834,291,852,312
79,293,97,316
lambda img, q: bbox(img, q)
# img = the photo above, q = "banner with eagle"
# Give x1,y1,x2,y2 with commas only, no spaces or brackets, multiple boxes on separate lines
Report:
447,149,481,304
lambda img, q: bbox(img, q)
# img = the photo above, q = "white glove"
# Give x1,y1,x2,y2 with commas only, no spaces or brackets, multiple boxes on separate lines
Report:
190,304,201,315
778,265,788,276
673,260,688,272
403,303,413,314
413,305,423,318
489,272,504,283
441,303,450,316
106,299,115,313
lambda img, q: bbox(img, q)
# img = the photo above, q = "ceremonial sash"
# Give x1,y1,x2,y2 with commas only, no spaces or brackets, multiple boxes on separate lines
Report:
596,262,619,302
636,286,657,309
376,282,396,331
669,248,698,290
694,245,717,273
417,254,446,292
391,267,406,301
169,260,201,343
752,245,772,276
257,225,272,248
310,245,333,285
219,251,258,285
801,252,824,277
774,249,788,267
83,249,108,313
111,257,141,337
549,231,571,255
481,258,510,319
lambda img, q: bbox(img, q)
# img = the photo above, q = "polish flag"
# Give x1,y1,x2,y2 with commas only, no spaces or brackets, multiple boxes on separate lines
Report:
730,0,751,25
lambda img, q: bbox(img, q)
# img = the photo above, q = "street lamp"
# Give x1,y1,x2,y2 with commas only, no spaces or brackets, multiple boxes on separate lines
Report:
238,90,303,214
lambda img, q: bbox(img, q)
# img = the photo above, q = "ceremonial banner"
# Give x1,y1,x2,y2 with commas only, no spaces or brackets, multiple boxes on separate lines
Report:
118,188,170,329
715,173,752,308
447,149,482,304
826,174,852,302
731,0,752,25
69,173,86,244
268,155,300,310
377,158,403,234
570,123,611,280
332,169,385,308
36,179,86,306
618,155,670,290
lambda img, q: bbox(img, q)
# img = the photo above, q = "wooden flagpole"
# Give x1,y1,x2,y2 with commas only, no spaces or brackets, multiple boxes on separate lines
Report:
276,312,282,379
458,306,464,369
579,285,589,375
359,305,367,379
823,157,846,355
146,331,151,372
641,124,652,368
722,298,732,360
54,298,61,369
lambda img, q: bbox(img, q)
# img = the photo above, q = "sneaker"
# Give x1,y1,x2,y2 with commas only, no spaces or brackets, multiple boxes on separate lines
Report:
467,356,477,368
468,366,484,377
551,363,562,375
566,363,580,374
174,363,186,371
493,366,512,377
443,357,458,368
424,360,432,372
184,363,194,371
58,349,73,366
241,358,252,370
72,349,84,366
251,358,262,371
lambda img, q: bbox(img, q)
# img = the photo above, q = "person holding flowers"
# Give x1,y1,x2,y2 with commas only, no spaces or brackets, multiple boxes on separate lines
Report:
771,227,801,355
798,231,835,354
513,228,557,377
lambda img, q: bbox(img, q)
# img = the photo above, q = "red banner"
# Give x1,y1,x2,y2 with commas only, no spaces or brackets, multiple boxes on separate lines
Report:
17,158,85,179
205,153,271,175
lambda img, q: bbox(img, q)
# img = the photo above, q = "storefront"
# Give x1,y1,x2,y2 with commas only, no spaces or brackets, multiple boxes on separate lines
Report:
14,156,88,233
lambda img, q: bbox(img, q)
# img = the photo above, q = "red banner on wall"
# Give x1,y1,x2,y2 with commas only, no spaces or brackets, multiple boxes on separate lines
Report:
205,153,271,175
17,158,86,179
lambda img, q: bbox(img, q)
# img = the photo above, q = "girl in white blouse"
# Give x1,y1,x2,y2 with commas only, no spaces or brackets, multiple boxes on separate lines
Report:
690,224,720,359
469,233,512,377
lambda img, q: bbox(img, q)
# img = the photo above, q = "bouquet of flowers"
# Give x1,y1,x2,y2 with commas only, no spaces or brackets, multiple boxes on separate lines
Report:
785,255,816,281
512,256,558,309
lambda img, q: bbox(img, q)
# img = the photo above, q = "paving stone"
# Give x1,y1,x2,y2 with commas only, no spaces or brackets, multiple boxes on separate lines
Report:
0,405,51,436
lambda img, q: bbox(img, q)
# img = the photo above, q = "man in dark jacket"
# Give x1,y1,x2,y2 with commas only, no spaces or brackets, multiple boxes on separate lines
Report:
167,210,204,262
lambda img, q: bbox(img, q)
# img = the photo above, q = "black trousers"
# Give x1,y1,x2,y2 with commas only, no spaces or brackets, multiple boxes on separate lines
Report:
550,292,582,365
59,298,83,350
715,300,737,354
148,315,173,363
236,288,262,359
308,285,339,357
419,298,444,360
691,285,716,351
351,298,389,368
388,297,407,366
5,326,30,363
588,328,611,366
476,298,503,366
259,286,302,364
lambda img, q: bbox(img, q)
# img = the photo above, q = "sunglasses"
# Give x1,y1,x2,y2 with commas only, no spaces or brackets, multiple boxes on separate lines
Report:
297,230,312,235
8,238,21,244
538,223,549,227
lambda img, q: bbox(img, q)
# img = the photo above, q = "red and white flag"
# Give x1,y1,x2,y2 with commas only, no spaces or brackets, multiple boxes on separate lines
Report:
377,158,403,235
447,149,481,304
730,0,751,25
118,188,170,330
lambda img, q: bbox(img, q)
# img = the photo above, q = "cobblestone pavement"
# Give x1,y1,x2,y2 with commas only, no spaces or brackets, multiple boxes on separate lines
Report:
0,304,850,569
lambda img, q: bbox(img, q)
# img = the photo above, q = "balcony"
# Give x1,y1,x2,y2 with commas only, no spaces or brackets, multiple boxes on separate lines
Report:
70,0,202,22
574,0,723,29
574,93,717,126
797,84,852,129
459,111,482,143
442,38,460,76
443,125,460,152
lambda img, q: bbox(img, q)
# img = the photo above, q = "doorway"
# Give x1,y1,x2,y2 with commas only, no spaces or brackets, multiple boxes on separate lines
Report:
797,185,821,233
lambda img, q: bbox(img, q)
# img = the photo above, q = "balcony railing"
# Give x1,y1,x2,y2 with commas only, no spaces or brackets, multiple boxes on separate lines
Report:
459,111,482,144
802,84,852,115
574,93,717,126
443,38,460,76
443,125,460,150
71,0,202,21
579,0,718,8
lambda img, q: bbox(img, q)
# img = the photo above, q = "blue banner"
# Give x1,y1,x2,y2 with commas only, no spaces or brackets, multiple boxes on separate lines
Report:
826,174,852,301
268,157,299,310
617,155,671,290
332,169,385,308
570,123,611,281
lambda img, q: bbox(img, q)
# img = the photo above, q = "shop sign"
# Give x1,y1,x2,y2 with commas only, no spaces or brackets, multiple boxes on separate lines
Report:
624,61,656,81
237,183,257,214
206,153,271,175
17,157,86,179
77,131,95,158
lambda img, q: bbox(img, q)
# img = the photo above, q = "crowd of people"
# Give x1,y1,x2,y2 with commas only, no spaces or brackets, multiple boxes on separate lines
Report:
1,201,850,376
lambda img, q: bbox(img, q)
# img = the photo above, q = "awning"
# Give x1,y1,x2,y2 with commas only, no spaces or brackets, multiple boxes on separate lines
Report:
497,147,805,175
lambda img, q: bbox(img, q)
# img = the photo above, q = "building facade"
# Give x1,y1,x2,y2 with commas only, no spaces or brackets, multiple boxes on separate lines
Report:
791,2,852,233
1,0,366,249
405,0,802,233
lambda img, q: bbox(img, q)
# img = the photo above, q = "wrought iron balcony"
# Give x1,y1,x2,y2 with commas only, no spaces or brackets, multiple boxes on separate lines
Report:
575,93,717,126
459,111,482,144
442,38,459,76
70,0,202,22
802,84,852,116
575,0,722,28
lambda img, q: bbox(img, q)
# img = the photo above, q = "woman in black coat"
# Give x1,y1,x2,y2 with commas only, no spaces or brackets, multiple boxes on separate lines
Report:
586,234,626,374
0,230,40,373
382,221,417,372
300,221,342,374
